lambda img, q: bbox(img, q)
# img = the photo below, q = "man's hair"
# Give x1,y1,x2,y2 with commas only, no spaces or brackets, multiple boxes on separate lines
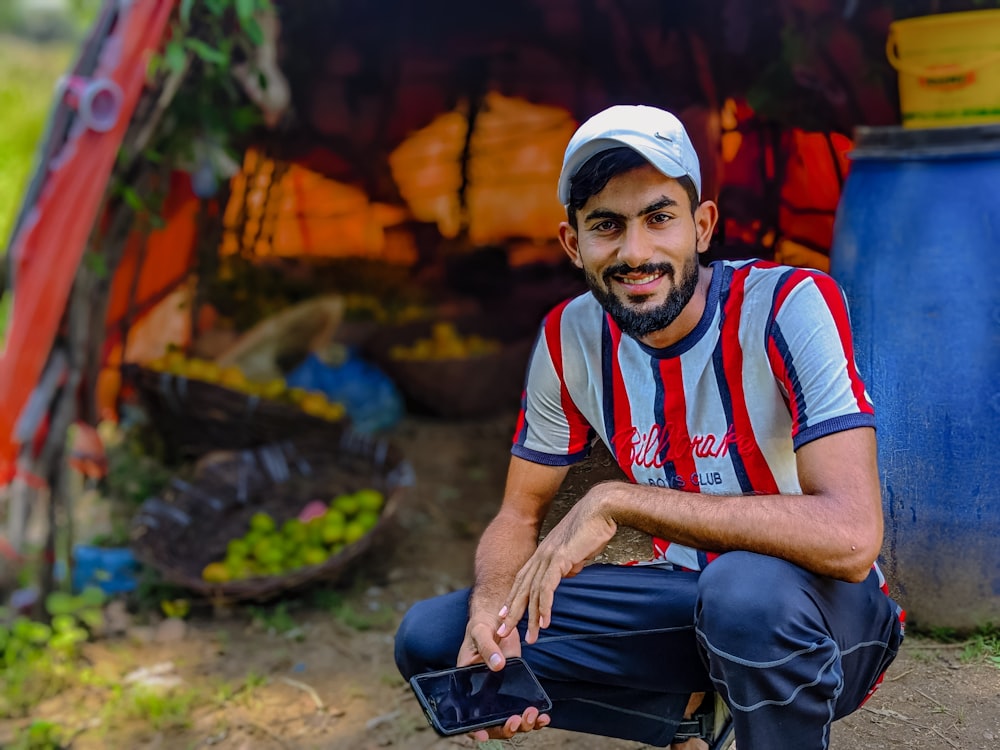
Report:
566,147,700,229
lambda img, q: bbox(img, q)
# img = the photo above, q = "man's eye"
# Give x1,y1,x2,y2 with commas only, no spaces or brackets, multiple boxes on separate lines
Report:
650,213,671,224
592,221,617,232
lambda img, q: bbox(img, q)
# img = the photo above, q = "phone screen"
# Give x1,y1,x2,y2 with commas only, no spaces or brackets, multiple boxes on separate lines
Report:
410,658,552,735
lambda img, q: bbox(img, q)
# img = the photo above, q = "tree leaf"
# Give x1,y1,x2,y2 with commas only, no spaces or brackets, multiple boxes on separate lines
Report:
241,16,263,46
185,38,228,66
179,0,195,26
119,185,145,212
235,0,254,24
165,39,186,74
83,252,109,279
45,592,76,617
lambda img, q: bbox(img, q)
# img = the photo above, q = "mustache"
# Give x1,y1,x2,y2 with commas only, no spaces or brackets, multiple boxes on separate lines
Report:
602,262,676,285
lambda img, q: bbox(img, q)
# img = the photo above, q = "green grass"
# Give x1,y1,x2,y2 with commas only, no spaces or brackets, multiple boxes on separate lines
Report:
959,624,1000,668
911,623,1000,670
0,35,74,249
0,35,76,342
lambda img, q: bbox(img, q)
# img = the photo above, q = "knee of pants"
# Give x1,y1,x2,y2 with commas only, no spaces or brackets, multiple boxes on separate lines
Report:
394,593,467,679
695,551,808,645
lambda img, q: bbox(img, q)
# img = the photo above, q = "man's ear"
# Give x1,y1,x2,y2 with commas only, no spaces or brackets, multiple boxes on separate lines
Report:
694,200,719,255
558,222,583,269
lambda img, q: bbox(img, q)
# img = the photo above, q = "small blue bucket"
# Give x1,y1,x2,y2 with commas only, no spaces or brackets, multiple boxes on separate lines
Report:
72,545,140,594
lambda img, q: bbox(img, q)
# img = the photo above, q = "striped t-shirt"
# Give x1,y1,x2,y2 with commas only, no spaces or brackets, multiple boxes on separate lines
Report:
512,258,876,572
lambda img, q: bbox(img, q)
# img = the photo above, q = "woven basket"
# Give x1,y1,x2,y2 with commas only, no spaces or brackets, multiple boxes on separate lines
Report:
365,315,534,419
122,364,349,459
129,432,413,603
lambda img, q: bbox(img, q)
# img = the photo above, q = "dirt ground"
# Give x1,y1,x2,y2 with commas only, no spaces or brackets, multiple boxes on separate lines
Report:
3,414,999,749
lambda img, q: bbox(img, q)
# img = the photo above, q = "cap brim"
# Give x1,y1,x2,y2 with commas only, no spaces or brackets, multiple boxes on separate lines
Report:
558,134,690,205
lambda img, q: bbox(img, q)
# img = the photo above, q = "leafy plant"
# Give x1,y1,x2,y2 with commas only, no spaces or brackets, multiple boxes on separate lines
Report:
124,687,200,731
0,587,105,717
960,624,1000,669
128,566,190,619
211,670,268,709
7,720,66,750
307,586,395,631
140,0,273,204
331,600,395,632
249,602,301,638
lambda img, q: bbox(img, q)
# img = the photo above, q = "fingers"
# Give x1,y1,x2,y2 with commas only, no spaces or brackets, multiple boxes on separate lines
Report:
469,708,551,741
465,621,505,670
498,556,561,644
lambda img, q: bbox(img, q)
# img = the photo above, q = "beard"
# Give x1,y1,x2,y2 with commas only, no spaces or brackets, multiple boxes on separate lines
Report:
584,252,701,340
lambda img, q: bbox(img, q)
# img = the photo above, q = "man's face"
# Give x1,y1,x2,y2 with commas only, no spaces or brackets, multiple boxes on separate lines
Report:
559,163,714,347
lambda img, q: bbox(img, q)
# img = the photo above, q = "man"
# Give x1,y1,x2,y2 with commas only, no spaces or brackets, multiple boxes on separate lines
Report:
395,104,904,750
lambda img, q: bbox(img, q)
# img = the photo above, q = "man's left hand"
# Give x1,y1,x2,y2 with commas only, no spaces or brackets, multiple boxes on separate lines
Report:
495,489,617,644
469,705,550,742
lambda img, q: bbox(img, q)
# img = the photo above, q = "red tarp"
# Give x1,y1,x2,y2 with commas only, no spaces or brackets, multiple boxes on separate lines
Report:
0,0,176,482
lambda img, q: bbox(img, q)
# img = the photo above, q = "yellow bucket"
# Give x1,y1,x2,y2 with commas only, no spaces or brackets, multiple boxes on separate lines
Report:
887,9,1000,128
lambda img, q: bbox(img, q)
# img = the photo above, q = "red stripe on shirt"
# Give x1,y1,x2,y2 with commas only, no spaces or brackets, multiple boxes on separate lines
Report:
767,270,812,426
812,274,873,415
543,300,593,455
721,267,780,493
766,271,812,427
765,333,798,426
658,356,699,490
651,356,699,559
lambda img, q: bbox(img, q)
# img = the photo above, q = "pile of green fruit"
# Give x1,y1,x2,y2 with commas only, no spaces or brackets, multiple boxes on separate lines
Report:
202,489,385,583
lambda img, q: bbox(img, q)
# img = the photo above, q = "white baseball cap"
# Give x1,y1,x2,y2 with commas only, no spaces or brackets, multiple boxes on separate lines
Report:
557,104,702,205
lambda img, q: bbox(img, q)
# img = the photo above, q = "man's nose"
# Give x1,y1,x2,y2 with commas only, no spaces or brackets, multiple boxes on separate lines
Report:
617,227,653,268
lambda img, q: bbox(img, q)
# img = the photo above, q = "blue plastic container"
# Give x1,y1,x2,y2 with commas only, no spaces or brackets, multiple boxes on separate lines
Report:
830,124,1000,631
72,545,140,595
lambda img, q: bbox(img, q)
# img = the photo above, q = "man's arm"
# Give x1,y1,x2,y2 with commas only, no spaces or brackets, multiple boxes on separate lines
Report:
458,456,570,669
606,427,883,580
497,426,883,645
456,456,568,742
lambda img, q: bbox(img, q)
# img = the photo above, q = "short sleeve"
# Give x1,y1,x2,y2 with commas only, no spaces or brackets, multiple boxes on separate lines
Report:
511,304,595,465
766,270,876,450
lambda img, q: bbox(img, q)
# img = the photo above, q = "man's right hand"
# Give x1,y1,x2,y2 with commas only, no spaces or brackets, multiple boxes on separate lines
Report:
457,614,522,670
457,615,551,741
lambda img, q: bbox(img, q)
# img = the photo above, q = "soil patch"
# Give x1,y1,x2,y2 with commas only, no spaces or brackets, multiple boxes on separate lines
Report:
2,416,998,749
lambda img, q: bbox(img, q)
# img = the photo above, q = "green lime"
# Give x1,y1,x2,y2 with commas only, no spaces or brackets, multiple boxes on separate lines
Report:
332,493,360,517
321,520,345,545
324,508,347,526
253,538,283,566
225,558,251,580
303,546,328,566
344,520,367,545
355,488,385,512
227,538,249,558
306,517,325,544
263,562,284,577
282,518,308,542
356,510,379,531
250,512,276,533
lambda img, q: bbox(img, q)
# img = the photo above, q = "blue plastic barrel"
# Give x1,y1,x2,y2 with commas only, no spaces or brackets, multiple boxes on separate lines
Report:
830,124,1000,632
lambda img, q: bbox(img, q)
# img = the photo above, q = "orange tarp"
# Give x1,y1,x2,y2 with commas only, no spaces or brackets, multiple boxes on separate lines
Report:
388,92,576,243
104,172,200,335
220,150,414,262
0,0,175,481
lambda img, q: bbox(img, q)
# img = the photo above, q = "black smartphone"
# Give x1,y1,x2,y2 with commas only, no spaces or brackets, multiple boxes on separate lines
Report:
409,657,553,736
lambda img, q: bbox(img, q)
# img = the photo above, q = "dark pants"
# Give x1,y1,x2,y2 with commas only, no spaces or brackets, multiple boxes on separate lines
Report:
395,551,904,750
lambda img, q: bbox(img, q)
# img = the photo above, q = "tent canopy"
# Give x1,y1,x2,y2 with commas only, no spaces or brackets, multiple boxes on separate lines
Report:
0,0,980,477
